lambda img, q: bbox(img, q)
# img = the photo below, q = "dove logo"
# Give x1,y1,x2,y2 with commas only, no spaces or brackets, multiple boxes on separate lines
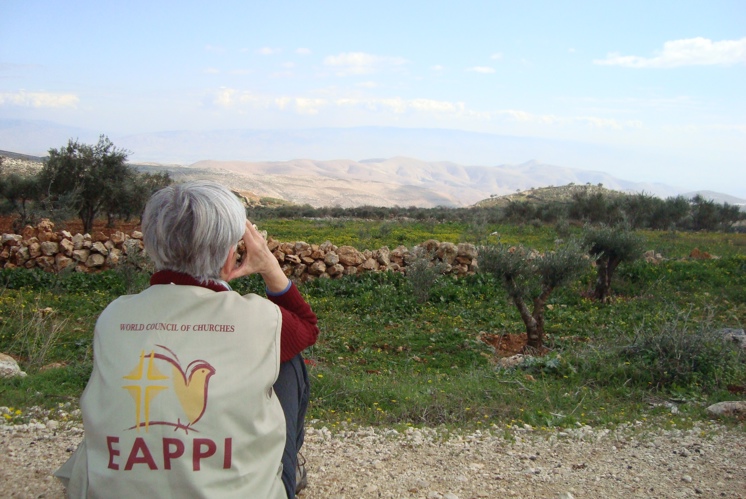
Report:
111,345,233,471
122,345,215,433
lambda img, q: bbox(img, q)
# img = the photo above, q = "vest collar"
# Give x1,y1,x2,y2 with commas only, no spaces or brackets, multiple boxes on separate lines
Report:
150,270,230,293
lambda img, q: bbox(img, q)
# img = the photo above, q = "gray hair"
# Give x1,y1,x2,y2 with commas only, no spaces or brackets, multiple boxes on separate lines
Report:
142,181,246,282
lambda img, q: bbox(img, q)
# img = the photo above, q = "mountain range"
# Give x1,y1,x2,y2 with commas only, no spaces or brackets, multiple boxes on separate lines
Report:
1,120,745,209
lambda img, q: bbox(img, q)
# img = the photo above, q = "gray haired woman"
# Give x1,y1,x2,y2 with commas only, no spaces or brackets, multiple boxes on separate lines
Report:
57,181,318,498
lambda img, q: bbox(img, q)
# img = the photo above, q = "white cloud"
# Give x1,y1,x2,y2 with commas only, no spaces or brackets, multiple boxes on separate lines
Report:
431,65,444,71
0,90,79,108
211,88,481,118
204,68,220,74
357,81,378,88
468,66,495,74
257,47,282,56
296,48,312,55
490,53,503,60
594,37,746,68
323,52,408,76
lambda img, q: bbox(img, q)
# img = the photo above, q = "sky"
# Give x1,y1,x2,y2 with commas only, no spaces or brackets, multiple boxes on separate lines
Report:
1,0,745,196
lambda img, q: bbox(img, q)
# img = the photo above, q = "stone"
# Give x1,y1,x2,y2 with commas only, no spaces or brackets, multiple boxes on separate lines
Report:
110,231,127,245
324,252,340,266
72,249,91,262
60,238,75,256
36,255,55,270
327,263,345,277
376,246,391,266
37,218,55,232
130,230,143,239
85,253,106,268
457,242,478,259
706,401,746,418
362,257,380,271
28,241,41,258
91,241,109,256
719,328,746,350
122,239,143,255
55,254,74,271
1,234,22,246
337,246,364,266
496,354,525,369
71,233,85,249
21,225,36,240
436,242,458,264
40,241,59,256
106,248,123,266
0,353,26,378
308,261,327,276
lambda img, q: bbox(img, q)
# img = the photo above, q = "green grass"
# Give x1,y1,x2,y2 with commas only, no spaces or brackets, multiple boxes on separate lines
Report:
1,222,745,432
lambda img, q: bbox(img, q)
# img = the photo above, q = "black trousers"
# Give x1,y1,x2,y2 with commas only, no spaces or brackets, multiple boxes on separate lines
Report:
273,354,310,498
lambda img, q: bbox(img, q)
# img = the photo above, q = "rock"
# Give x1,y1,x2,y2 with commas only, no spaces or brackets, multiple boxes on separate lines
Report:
106,248,123,266
436,242,458,264
557,493,576,499
130,230,143,239
85,253,106,268
719,328,746,350
91,241,109,256
1,234,22,246
337,246,364,266
496,354,525,369
0,353,27,378
110,231,127,245
324,252,340,266
308,260,327,276
706,401,746,417
361,257,380,271
72,249,91,262
40,241,59,256
60,238,75,256
71,233,85,250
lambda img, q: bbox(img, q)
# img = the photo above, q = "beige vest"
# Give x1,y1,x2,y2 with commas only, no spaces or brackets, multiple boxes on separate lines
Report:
58,285,287,498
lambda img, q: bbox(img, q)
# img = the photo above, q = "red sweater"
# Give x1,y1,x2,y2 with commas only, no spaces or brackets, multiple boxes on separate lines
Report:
150,271,319,362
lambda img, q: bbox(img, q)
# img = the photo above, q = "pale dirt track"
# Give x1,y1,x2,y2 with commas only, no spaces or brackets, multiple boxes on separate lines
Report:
1,420,745,499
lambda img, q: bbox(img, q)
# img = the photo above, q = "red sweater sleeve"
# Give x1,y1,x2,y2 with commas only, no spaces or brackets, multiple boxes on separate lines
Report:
268,283,319,362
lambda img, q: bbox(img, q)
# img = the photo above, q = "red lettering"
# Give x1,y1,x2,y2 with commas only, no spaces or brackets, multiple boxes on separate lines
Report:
163,438,185,470
107,436,120,470
223,438,232,469
193,438,216,471
125,437,158,470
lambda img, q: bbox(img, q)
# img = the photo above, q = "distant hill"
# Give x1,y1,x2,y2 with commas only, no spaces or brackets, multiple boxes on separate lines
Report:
4,151,743,210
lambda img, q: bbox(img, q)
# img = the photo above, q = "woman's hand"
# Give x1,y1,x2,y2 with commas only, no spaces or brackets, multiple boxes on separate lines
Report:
220,220,290,293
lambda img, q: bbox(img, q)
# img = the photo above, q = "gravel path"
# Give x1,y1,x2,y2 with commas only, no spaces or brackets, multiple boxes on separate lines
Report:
1,417,744,499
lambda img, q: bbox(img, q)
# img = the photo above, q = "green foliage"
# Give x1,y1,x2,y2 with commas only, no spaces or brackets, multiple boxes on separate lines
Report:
477,240,589,349
405,248,448,304
583,224,645,301
39,136,133,233
0,221,744,431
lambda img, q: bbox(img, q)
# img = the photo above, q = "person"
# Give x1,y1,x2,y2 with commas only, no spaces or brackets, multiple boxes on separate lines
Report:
55,181,319,498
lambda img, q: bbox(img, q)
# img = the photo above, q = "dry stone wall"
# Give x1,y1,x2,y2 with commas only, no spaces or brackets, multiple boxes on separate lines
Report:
0,219,479,279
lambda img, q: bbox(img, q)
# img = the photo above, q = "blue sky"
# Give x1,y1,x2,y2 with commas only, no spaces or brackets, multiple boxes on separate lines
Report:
1,1,745,196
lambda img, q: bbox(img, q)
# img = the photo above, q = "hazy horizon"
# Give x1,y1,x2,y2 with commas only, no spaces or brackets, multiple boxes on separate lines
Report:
1,1,744,196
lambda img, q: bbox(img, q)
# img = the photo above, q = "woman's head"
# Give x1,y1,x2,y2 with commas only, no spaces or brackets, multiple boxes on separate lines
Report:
142,181,246,282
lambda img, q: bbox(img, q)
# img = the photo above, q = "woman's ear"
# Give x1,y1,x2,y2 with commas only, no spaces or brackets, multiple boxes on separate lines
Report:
220,246,237,281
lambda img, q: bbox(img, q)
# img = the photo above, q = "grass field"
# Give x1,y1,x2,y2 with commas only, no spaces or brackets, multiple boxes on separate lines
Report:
1,221,744,431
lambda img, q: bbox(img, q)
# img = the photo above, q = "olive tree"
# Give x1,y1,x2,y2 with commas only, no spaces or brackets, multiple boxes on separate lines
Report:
583,224,645,302
39,136,133,234
478,240,590,351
